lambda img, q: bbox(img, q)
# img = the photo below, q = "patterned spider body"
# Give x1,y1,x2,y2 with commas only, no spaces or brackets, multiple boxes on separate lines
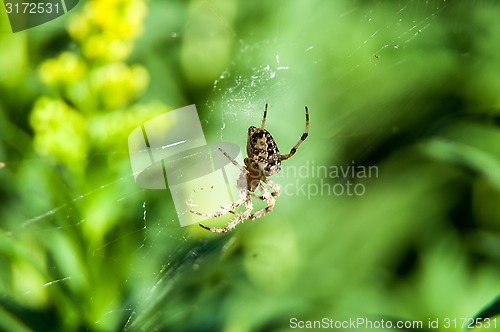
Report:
191,104,309,233
245,126,281,191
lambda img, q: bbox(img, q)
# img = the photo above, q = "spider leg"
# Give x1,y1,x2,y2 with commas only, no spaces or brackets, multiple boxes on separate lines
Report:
191,169,248,218
260,103,268,129
224,206,240,217
263,178,280,197
249,192,266,200
197,165,252,233
200,193,253,233
247,182,276,220
217,147,247,174
280,106,309,161
249,178,280,200
190,197,245,219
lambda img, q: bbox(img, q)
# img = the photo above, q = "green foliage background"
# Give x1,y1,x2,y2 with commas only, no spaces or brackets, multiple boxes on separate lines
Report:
1,0,500,331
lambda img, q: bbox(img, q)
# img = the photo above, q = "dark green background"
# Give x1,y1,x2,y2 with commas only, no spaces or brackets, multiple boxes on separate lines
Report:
1,0,500,331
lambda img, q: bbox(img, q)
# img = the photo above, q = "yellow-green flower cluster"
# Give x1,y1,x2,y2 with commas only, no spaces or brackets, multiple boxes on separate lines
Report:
38,53,149,110
32,0,156,169
39,52,86,86
89,63,149,109
67,0,148,61
30,97,87,168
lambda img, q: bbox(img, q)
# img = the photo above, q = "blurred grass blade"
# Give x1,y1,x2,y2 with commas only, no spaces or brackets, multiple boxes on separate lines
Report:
465,296,500,331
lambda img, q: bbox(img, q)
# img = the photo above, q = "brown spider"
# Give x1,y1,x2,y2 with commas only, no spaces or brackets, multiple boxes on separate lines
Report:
191,104,309,233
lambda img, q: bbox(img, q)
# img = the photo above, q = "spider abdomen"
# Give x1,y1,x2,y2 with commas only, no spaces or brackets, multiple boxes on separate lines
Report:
247,126,282,177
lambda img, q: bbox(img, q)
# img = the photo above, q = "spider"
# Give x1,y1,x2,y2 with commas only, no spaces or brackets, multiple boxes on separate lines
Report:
191,104,309,233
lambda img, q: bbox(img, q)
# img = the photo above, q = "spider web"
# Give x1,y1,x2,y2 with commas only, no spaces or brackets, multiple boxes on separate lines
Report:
2,0,484,330
205,0,454,157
